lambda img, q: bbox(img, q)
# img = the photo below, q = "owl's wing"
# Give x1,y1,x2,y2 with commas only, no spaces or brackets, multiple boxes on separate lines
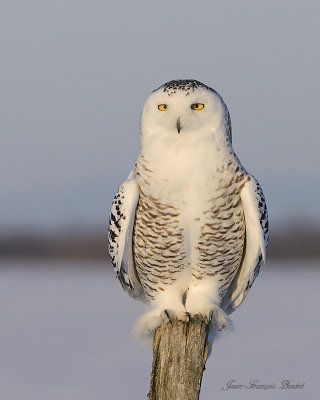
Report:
108,173,146,302
221,174,269,314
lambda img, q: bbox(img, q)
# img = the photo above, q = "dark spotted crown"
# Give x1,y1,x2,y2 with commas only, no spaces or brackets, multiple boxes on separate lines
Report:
155,79,215,96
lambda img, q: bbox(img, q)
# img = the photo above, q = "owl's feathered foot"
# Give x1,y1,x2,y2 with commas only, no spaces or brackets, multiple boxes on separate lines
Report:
134,307,190,340
161,309,193,324
209,307,229,331
185,278,230,331
186,305,229,331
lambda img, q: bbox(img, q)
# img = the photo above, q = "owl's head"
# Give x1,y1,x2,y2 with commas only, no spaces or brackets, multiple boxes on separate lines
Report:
140,80,232,148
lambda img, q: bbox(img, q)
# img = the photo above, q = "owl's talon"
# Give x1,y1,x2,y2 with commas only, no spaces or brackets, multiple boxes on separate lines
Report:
161,309,174,323
165,309,173,324
208,311,214,322
186,312,193,323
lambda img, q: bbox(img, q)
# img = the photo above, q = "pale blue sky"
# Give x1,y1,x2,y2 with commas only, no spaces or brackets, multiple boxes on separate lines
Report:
1,0,319,232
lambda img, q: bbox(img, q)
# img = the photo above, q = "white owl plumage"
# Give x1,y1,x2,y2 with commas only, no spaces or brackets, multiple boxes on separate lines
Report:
108,79,268,336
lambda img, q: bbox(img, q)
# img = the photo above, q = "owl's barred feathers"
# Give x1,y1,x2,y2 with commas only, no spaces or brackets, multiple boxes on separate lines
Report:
108,79,268,338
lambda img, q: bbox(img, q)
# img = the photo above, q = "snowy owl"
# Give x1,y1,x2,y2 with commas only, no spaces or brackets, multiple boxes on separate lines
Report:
108,79,268,335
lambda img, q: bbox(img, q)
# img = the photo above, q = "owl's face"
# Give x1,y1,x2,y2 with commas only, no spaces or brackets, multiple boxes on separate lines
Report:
140,80,231,148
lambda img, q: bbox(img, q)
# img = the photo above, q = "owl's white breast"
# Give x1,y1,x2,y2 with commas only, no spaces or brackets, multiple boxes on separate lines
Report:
136,129,238,237
140,131,229,199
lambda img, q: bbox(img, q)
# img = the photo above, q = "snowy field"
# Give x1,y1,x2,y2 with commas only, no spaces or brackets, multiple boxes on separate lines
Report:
0,260,318,400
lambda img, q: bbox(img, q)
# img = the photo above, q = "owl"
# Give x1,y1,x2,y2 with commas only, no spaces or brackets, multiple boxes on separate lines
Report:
108,79,268,335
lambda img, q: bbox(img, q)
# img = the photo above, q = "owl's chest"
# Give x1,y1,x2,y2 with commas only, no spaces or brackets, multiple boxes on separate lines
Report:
134,166,245,270
134,149,246,268
135,149,239,211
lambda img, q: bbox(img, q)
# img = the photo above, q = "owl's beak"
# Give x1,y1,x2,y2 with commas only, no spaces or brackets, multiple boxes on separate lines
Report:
176,118,182,134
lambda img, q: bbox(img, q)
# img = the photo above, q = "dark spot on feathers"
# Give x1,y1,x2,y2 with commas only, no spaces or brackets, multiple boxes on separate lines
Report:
155,79,219,96
110,213,121,230
109,229,117,243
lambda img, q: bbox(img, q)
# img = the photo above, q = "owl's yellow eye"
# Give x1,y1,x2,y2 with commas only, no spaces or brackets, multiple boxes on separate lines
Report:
158,104,168,111
191,103,205,110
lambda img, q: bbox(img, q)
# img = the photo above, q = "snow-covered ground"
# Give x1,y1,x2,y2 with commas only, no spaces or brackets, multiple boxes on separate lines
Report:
0,260,318,400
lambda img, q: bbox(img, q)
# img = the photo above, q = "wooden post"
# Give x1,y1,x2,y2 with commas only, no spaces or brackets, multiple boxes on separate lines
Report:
148,315,210,400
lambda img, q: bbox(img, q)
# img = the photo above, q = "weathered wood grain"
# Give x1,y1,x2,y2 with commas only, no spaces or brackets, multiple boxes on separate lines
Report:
148,315,210,400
